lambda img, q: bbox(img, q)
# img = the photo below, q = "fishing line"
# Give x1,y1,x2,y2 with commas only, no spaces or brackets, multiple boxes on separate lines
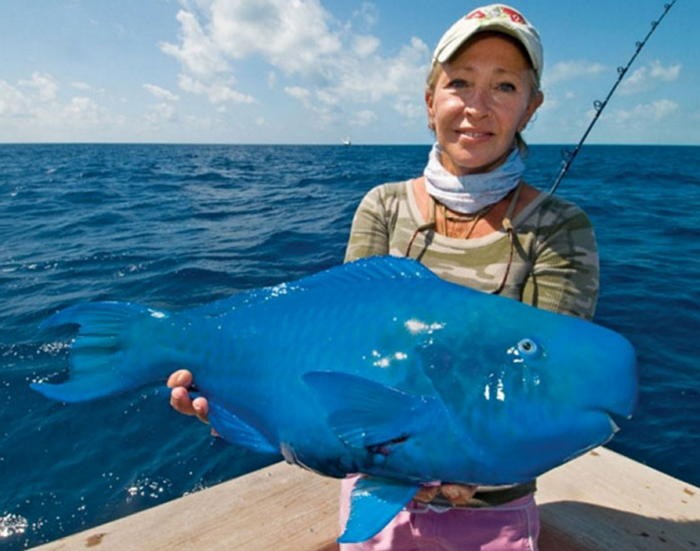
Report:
548,0,678,195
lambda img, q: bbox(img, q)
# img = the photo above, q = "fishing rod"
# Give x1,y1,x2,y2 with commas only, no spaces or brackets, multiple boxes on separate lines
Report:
548,0,677,195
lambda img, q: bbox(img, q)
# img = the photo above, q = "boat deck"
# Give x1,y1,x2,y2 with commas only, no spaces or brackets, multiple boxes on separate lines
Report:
30,447,699,550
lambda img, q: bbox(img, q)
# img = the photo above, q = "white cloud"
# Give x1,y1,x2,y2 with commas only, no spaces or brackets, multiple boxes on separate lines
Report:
205,0,341,74
144,83,180,102
143,86,178,128
308,36,429,108
620,60,681,95
649,61,681,81
71,81,93,91
62,97,108,125
0,80,28,116
19,72,58,102
353,2,379,29
284,86,311,105
544,60,606,86
393,95,425,121
162,0,430,127
267,71,277,89
163,1,340,105
145,102,178,125
605,99,679,125
350,109,377,127
178,74,254,104
353,35,380,57
162,0,341,78
160,9,230,77
0,73,127,141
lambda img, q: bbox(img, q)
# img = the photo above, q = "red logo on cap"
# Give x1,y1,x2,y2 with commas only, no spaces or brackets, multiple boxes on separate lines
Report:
466,6,526,24
502,7,525,24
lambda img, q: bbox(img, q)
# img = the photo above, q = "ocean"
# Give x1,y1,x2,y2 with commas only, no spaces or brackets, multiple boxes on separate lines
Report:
1,143,698,549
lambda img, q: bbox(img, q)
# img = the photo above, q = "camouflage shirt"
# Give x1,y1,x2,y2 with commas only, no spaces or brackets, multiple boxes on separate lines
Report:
344,180,599,320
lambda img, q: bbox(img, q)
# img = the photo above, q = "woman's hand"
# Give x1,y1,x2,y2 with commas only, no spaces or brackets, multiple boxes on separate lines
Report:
414,483,478,506
167,369,210,425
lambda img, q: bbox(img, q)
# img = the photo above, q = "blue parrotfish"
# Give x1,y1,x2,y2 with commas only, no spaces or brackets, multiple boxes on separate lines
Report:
32,256,637,543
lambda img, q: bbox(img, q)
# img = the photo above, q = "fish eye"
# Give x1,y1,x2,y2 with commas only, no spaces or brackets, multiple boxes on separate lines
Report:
517,338,539,356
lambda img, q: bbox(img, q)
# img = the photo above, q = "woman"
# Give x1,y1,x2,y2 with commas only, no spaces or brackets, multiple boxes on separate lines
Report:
169,4,599,550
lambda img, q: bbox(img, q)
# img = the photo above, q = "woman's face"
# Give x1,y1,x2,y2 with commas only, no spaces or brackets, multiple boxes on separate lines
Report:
426,33,543,175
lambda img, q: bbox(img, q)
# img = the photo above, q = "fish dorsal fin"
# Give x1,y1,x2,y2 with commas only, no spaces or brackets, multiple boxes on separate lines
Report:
189,257,437,317
299,256,438,290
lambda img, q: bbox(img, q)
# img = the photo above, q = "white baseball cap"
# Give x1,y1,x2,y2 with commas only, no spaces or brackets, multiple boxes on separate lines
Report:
432,4,543,84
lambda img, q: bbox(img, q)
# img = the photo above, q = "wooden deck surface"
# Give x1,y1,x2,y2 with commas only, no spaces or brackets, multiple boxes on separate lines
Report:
30,447,699,550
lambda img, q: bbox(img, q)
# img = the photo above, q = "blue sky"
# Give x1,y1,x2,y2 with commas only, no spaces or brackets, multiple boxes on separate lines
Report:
1,0,696,145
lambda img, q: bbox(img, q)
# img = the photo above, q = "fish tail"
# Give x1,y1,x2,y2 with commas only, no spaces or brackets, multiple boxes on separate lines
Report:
32,301,177,403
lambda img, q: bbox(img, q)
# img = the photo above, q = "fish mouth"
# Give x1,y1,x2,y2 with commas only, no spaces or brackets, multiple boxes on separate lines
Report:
594,381,638,422
590,408,628,439
561,409,624,454
582,330,638,422
606,413,621,434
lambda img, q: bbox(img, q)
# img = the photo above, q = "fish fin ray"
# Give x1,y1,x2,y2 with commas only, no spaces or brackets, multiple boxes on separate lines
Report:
208,402,279,456
338,476,418,543
303,371,434,448
31,371,128,402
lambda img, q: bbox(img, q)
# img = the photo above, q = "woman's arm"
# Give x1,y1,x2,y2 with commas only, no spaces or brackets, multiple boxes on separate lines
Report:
344,185,392,262
522,206,599,320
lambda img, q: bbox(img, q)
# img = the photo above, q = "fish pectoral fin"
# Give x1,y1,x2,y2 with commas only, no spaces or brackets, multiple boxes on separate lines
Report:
207,402,279,456
303,371,434,449
338,476,418,543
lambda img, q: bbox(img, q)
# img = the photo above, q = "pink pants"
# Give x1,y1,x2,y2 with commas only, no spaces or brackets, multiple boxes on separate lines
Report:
338,477,539,551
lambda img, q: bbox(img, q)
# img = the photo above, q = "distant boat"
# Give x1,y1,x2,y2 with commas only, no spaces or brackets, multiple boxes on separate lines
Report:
342,138,352,146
